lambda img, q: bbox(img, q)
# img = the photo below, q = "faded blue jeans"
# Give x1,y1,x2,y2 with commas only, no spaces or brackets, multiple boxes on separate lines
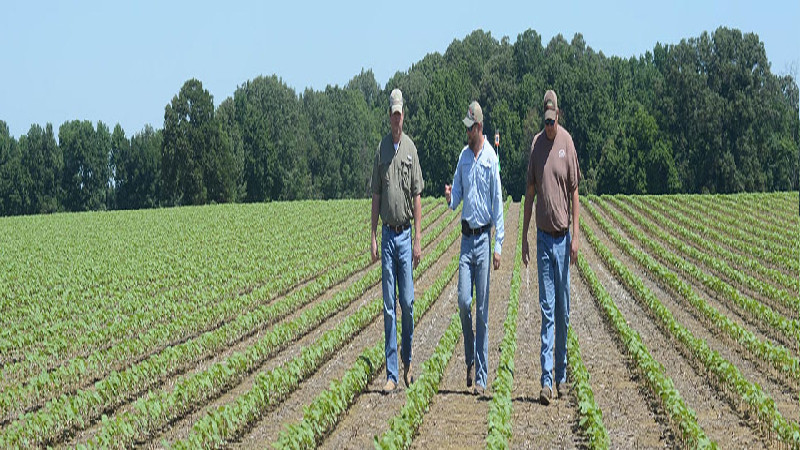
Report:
382,225,414,384
458,229,491,389
538,229,571,389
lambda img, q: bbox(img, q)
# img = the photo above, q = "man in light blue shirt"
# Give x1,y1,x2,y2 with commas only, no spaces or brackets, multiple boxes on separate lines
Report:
444,100,505,395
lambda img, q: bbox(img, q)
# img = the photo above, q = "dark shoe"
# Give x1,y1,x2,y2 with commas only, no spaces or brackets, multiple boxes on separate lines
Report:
556,382,568,398
383,379,397,393
466,363,474,388
403,363,414,387
540,386,552,405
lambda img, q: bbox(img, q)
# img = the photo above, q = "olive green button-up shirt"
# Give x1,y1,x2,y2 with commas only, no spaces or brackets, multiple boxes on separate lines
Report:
371,132,424,227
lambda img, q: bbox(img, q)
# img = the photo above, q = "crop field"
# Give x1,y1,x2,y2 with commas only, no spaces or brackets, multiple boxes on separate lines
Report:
0,191,798,448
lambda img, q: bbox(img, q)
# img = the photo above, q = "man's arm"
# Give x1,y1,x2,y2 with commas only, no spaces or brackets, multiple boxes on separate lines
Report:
522,183,536,266
371,194,380,262
491,161,504,269
446,154,463,209
570,187,580,264
412,194,422,268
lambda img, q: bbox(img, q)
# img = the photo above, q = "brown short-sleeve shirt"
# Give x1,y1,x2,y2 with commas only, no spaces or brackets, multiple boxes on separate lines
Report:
527,127,580,233
371,132,424,226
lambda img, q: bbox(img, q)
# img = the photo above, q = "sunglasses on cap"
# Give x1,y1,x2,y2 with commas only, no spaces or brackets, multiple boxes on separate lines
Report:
544,119,555,126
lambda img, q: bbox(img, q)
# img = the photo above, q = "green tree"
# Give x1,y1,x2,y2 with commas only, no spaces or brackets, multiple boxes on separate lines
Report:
162,78,236,205
303,84,379,199
108,123,129,210
59,120,110,211
216,97,246,201
115,125,162,209
20,123,62,213
416,69,474,195
233,75,311,201
0,121,28,216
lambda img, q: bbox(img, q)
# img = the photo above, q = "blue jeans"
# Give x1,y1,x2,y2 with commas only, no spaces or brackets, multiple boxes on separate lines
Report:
538,230,571,389
458,230,491,389
382,225,414,384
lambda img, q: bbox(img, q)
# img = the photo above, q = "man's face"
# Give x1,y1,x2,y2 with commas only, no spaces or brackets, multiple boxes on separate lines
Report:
391,111,403,139
544,114,558,140
466,123,478,148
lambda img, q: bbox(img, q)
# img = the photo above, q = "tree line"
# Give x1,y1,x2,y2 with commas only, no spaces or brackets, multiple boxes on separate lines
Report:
0,26,797,216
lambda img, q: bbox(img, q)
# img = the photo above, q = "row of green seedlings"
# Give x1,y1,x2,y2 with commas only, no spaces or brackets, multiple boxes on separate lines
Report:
0,204,446,427
483,197,522,449
674,195,798,270
636,195,799,294
566,326,609,449
0,199,371,363
711,193,799,243
697,196,797,248
584,200,800,447
0,197,391,324
375,199,512,450
577,222,715,448
0,202,375,386
619,195,800,327
269,199,510,450
275,256,460,450
594,196,800,382
167,207,467,449
0,200,442,374
0,205,456,447
0,223,370,419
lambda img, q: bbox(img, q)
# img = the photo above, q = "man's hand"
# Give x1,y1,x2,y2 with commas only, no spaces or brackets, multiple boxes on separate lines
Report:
371,235,379,263
493,252,501,270
570,237,579,265
444,184,452,206
522,239,530,267
413,238,422,269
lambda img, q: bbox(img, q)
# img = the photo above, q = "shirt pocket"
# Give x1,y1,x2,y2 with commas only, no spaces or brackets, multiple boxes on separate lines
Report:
478,159,493,187
400,160,412,194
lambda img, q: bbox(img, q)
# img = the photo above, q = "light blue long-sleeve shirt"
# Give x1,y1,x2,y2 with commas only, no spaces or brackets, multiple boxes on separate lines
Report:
449,137,505,255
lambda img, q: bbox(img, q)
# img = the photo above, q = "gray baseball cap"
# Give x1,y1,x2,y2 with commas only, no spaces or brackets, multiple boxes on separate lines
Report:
462,101,483,127
543,90,558,121
390,89,403,114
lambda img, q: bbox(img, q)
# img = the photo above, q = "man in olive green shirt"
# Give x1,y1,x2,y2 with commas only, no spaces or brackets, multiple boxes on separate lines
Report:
371,88,424,393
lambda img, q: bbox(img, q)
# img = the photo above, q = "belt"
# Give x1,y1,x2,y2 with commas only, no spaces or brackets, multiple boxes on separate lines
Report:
539,227,568,238
385,223,411,233
462,220,490,236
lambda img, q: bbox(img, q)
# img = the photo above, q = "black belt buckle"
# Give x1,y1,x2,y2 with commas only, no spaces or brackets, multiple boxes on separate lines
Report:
540,227,568,238
462,220,489,236
387,223,410,233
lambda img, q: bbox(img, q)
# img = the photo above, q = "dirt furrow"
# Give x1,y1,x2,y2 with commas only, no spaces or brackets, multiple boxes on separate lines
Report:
583,204,774,448
146,210,461,448
407,202,519,450
569,252,668,449
67,209,457,447
236,226,462,448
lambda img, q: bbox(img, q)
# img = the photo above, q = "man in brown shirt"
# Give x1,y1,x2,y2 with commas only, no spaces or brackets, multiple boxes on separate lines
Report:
371,88,424,393
521,89,581,405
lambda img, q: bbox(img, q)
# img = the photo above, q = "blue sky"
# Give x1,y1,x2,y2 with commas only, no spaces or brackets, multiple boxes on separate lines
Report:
1,0,797,139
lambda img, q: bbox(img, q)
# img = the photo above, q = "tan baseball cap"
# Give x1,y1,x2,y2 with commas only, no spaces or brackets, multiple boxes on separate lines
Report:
463,101,483,127
543,90,558,121
390,89,403,114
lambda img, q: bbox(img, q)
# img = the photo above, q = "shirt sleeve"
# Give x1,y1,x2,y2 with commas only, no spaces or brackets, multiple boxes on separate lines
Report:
412,147,424,196
449,152,463,210
526,136,537,188
568,136,579,193
492,158,505,256
371,144,381,196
